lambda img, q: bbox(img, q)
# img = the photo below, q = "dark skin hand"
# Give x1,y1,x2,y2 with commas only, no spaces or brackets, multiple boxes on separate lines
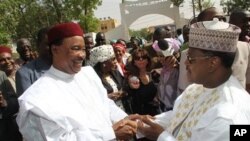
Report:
138,115,164,140
113,118,138,140
0,92,7,107
108,91,123,101
161,56,178,68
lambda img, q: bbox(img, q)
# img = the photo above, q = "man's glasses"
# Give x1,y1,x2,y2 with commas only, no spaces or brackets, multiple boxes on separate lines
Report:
186,55,211,64
134,55,147,61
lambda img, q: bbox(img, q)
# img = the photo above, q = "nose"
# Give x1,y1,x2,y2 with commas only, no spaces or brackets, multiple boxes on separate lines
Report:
78,50,86,59
184,57,190,66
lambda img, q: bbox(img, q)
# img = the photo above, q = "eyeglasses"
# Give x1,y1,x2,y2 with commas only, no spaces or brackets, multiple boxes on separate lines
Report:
134,56,147,61
186,55,211,64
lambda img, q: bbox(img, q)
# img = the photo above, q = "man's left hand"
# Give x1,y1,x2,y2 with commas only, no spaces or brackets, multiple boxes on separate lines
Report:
138,115,164,140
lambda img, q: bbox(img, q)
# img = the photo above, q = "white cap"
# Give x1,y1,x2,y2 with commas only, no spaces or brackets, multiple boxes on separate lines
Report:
189,18,241,52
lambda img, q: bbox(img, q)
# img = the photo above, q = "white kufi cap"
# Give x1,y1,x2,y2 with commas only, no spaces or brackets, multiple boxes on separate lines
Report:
189,18,241,52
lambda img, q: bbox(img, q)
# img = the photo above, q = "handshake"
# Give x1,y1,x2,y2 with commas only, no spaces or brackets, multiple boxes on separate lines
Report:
113,114,165,141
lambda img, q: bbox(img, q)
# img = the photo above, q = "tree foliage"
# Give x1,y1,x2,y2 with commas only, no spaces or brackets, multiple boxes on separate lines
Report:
221,0,250,15
192,0,214,12
129,28,151,41
0,0,102,44
171,0,184,7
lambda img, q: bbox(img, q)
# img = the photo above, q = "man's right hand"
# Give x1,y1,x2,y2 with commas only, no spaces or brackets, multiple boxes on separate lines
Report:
113,119,137,140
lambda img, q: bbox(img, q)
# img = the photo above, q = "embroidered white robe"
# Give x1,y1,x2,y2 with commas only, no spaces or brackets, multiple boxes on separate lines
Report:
155,76,250,141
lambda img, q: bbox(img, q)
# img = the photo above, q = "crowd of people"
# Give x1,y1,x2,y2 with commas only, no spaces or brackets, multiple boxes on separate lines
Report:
0,6,250,141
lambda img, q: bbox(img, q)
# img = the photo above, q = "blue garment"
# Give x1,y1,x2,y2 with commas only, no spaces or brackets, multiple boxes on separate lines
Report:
15,57,51,96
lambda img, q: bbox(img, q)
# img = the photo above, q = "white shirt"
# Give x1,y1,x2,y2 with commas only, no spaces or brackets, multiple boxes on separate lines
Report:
155,76,250,141
177,49,192,94
17,66,127,141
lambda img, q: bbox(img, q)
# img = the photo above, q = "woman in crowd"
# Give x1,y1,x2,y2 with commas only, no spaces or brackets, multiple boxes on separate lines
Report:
125,48,160,116
88,45,131,113
0,46,19,92
112,43,130,77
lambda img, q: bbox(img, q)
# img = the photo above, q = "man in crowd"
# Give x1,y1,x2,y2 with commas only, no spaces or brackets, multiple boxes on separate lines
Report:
16,27,52,96
137,19,250,141
17,22,137,141
229,9,250,43
95,32,106,47
229,9,250,92
84,35,95,60
15,38,34,66
181,7,250,93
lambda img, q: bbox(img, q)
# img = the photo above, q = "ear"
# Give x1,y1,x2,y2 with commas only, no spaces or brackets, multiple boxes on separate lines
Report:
208,56,220,72
50,45,58,56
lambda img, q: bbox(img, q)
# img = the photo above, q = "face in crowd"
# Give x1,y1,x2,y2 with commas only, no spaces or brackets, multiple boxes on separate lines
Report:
0,48,15,76
51,36,86,74
113,43,126,62
132,49,150,71
197,7,226,22
84,36,94,59
102,56,118,71
16,38,33,62
229,10,250,42
95,32,106,46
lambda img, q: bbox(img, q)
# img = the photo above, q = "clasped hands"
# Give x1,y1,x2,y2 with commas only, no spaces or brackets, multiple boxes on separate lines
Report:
113,114,164,141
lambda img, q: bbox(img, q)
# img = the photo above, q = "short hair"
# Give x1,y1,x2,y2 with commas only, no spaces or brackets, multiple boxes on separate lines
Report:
48,38,64,47
16,38,30,48
197,7,217,22
201,49,236,68
37,27,50,47
229,9,249,24
176,28,182,36
153,27,167,41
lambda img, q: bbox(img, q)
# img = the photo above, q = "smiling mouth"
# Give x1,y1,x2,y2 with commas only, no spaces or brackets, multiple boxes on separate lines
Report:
74,60,83,64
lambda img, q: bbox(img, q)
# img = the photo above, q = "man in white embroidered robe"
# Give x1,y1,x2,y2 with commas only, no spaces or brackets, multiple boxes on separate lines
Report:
137,20,250,141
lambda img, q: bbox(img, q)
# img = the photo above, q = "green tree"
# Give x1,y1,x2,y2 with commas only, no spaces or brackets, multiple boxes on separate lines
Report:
192,0,214,12
221,0,250,15
0,0,102,44
129,28,151,41
171,0,184,7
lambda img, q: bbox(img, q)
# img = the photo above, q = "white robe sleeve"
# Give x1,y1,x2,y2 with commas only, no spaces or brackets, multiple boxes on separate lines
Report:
155,111,176,141
18,109,117,141
156,118,231,141
108,98,127,123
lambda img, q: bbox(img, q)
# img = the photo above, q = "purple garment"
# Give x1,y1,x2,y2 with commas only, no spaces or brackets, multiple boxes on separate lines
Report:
158,67,179,110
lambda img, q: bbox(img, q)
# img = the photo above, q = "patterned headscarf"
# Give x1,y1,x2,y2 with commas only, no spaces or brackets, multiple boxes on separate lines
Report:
112,43,126,53
88,45,115,67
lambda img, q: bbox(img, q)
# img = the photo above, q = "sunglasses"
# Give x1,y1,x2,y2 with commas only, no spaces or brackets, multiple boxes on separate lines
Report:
213,16,226,22
134,55,147,61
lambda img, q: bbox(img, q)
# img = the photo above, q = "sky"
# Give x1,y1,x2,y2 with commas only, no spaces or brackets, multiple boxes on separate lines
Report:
94,0,222,30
